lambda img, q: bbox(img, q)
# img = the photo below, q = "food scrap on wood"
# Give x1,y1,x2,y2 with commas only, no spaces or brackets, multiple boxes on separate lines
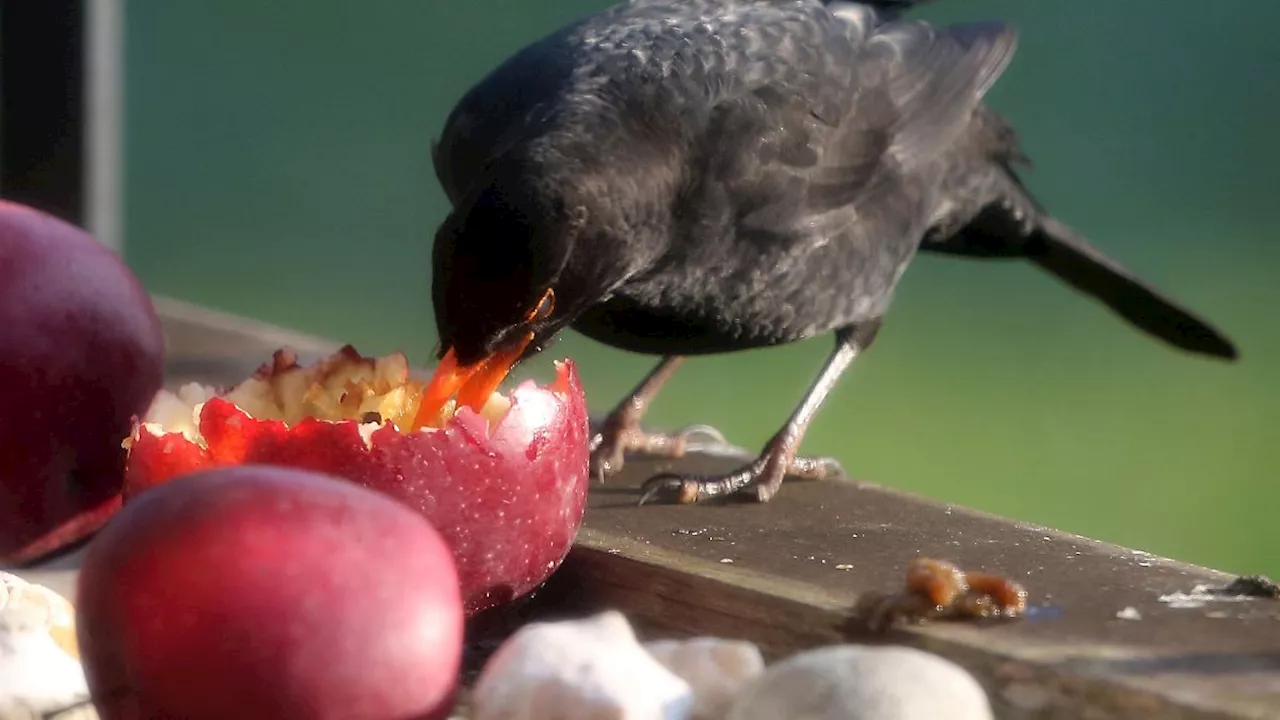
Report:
1216,574,1280,600
1159,573,1280,610
857,558,1029,632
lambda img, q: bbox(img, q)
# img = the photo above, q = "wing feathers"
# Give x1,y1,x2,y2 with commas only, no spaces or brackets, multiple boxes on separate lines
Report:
872,20,1018,169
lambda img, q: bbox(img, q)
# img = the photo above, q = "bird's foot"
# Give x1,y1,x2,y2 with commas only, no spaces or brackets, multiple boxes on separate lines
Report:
589,416,730,483
637,436,844,505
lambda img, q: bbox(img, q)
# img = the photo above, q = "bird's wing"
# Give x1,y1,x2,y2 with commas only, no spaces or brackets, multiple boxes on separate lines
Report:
432,0,836,204
707,16,1018,242
871,20,1018,171
433,1,853,208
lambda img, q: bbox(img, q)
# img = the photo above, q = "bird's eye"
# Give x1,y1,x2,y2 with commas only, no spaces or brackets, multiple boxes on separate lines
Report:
526,288,555,322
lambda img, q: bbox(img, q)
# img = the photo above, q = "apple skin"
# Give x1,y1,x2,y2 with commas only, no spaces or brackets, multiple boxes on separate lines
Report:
0,200,165,566
76,464,464,720
125,359,592,616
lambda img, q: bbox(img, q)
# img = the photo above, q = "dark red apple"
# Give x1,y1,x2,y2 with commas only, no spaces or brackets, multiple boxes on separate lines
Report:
76,464,464,720
123,345,591,615
0,200,164,565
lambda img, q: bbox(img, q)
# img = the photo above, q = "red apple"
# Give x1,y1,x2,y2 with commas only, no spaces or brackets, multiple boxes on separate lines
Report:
0,200,164,565
123,345,591,615
76,464,464,720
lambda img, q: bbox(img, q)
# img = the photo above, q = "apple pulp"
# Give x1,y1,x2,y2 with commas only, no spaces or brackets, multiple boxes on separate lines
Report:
122,346,591,615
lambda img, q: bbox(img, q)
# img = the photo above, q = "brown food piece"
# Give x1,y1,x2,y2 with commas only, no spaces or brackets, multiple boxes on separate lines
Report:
859,557,1029,632
1215,575,1280,600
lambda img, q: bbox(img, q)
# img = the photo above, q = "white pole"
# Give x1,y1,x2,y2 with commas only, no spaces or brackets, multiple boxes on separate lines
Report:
85,0,125,252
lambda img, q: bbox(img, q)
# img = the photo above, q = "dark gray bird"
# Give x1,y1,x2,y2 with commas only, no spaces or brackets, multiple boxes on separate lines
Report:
424,0,1238,505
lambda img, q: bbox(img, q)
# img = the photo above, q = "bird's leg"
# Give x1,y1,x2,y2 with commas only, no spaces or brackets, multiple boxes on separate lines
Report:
638,319,882,505
589,356,730,481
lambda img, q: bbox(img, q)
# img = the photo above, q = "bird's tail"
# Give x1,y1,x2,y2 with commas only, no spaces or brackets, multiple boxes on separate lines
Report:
1025,214,1238,360
937,166,1239,360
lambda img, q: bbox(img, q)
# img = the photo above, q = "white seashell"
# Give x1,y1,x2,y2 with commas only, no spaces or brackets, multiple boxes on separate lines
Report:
726,644,993,720
0,570,94,719
644,637,765,720
472,610,694,720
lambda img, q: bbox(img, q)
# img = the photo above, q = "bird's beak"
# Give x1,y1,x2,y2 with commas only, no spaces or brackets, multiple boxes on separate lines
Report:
413,289,555,428
414,335,534,427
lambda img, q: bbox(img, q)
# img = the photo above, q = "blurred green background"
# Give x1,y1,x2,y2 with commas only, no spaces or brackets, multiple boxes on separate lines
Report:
121,1,1278,577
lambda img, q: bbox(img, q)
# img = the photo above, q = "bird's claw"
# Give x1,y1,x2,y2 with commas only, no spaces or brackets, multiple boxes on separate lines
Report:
637,474,703,505
787,454,846,481
588,436,620,482
590,420,736,483
674,423,730,450
638,458,766,505
636,447,849,505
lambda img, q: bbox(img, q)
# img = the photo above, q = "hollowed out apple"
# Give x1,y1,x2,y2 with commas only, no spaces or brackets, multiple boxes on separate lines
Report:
122,346,591,615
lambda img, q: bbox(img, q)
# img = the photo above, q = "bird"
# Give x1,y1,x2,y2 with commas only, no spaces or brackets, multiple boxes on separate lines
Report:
418,0,1239,506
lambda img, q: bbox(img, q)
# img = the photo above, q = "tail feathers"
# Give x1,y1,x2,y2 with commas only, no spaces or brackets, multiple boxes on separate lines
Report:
1028,216,1238,360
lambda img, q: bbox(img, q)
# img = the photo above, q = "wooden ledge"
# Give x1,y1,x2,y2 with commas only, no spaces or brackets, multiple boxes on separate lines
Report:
532,459,1280,719
17,296,1280,720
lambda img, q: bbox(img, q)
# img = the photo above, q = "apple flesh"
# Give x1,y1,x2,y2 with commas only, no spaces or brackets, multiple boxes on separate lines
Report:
0,200,165,565
124,346,591,615
76,464,464,720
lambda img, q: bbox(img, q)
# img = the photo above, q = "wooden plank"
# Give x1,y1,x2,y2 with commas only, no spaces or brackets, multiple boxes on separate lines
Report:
520,461,1280,720
16,296,1280,720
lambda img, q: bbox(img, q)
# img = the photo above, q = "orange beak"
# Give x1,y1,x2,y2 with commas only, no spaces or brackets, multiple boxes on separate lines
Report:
413,289,555,428
413,333,535,427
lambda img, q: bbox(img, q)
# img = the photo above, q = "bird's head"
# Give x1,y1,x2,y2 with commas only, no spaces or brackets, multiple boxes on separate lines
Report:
419,165,589,418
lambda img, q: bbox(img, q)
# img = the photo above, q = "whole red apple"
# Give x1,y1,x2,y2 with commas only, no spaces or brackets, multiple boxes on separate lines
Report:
0,200,165,565
76,464,464,720
124,346,591,616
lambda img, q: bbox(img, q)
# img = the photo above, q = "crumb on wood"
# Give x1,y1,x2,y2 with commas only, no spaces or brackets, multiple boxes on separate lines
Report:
855,557,1029,633
1218,575,1280,600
